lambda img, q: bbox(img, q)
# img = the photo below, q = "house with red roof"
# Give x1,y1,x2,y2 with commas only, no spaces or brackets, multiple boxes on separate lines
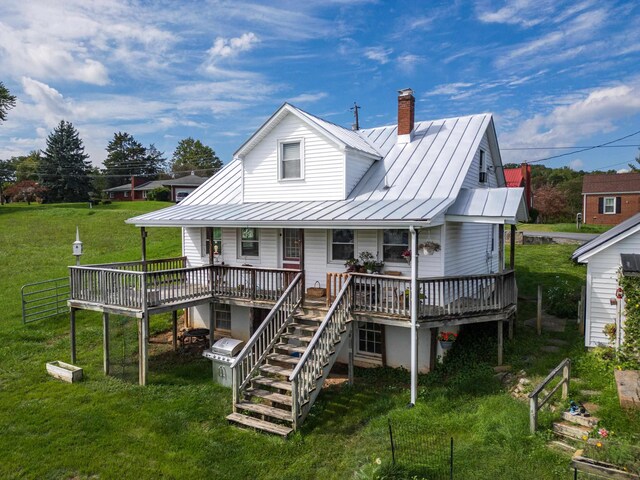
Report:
503,163,532,211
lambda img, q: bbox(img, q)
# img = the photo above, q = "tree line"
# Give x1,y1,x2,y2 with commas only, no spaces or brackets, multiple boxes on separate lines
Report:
0,121,222,204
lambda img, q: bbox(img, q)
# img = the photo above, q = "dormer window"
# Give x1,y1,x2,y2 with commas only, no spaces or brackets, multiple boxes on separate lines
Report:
279,139,304,180
479,150,487,183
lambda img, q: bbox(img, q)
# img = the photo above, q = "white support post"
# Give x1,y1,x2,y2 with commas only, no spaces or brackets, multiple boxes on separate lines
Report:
409,225,419,406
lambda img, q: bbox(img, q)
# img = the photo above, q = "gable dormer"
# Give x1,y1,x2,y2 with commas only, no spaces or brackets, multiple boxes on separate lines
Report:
235,104,381,203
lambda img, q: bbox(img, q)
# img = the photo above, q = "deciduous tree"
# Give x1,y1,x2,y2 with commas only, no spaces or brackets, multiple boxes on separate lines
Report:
171,137,221,176
40,120,92,202
5,180,47,205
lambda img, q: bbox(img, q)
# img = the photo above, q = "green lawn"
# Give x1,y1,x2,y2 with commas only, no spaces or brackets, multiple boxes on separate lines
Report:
0,203,636,479
517,222,611,234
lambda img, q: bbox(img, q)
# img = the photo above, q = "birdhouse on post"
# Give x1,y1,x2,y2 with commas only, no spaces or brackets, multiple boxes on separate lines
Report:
72,226,83,266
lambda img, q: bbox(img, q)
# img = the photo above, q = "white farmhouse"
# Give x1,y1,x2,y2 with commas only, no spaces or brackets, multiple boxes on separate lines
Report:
69,88,527,435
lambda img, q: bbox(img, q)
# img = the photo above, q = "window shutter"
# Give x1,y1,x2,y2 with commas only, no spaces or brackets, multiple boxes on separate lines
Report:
598,197,603,214
616,196,622,214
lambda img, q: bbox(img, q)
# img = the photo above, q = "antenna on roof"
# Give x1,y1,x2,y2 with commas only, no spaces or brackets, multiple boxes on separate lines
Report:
350,102,361,131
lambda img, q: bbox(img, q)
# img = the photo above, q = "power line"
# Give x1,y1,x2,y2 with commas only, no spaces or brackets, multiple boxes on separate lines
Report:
502,144,640,151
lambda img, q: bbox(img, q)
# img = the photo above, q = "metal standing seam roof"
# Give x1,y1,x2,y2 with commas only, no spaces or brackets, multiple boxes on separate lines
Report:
127,112,523,228
503,168,524,187
446,187,527,223
572,212,640,262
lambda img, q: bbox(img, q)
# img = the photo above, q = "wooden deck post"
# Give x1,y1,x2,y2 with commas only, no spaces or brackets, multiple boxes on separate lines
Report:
348,321,354,386
429,327,438,371
508,313,514,340
537,285,542,336
70,308,77,364
139,314,149,386
510,224,516,270
172,310,178,352
497,319,504,366
103,312,110,375
498,225,504,273
140,227,147,270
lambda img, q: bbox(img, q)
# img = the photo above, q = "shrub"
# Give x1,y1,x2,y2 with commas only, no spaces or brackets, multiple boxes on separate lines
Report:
618,274,640,370
545,277,579,318
147,187,170,202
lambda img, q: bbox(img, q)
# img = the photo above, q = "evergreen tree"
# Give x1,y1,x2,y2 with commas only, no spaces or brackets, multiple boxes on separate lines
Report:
103,132,166,187
171,137,222,176
0,82,16,122
40,120,92,202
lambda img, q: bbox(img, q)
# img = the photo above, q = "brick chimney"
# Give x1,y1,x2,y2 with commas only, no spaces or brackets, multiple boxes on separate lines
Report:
397,88,415,144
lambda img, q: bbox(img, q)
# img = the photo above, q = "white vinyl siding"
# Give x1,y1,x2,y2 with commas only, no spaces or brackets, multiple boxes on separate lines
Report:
444,222,497,276
345,150,375,197
304,229,329,290
243,113,346,202
584,232,640,347
462,133,498,189
183,228,205,267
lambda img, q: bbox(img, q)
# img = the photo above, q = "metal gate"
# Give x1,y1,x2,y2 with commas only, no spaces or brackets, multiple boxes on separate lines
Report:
21,277,70,324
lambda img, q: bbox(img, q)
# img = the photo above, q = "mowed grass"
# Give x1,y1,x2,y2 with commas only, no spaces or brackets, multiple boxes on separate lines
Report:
517,222,611,234
0,203,631,479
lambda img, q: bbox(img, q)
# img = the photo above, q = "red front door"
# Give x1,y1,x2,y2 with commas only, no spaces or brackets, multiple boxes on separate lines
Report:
282,229,303,270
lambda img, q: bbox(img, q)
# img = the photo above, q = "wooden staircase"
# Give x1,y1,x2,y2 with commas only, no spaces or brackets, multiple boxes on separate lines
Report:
227,305,348,437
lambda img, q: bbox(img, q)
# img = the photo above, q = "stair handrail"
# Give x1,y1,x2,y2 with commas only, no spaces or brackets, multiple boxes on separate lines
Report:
289,275,353,427
230,272,304,406
528,357,571,433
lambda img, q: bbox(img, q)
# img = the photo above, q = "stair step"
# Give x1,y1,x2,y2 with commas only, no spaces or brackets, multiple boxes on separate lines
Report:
294,313,325,323
246,388,293,406
289,322,320,332
553,421,592,440
547,440,577,455
227,412,293,437
561,412,599,428
235,402,292,422
275,343,307,355
267,353,301,365
281,332,314,344
252,375,292,392
259,364,294,378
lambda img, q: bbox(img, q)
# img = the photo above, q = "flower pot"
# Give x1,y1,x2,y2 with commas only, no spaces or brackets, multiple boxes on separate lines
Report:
439,340,454,350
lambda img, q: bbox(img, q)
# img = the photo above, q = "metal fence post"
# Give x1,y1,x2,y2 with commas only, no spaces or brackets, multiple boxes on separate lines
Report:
388,419,396,466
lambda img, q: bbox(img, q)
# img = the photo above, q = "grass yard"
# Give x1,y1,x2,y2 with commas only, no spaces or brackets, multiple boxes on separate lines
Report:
0,203,637,479
517,222,612,234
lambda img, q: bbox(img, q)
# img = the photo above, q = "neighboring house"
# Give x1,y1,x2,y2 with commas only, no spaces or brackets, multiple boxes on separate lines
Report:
104,173,208,202
582,172,640,225
68,88,527,435
572,213,640,348
504,163,533,211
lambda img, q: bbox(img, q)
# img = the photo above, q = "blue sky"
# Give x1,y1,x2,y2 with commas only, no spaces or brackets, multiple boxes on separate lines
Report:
1,0,639,173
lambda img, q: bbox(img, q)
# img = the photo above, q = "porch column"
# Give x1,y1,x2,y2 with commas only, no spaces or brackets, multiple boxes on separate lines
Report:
510,224,516,270
103,313,110,375
348,321,354,386
409,225,419,406
70,308,77,364
498,224,504,273
497,320,504,366
172,310,178,352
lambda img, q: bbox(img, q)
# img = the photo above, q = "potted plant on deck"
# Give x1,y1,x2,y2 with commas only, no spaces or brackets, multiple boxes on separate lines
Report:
401,249,412,264
359,251,376,273
437,331,458,350
344,257,360,273
419,241,441,255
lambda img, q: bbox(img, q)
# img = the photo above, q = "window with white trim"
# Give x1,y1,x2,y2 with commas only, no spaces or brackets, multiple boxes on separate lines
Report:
604,197,615,214
213,302,231,332
479,150,487,183
279,140,303,180
331,229,354,261
382,229,409,262
239,228,259,257
124,191,129,198
358,322,383,356
204,227,222,257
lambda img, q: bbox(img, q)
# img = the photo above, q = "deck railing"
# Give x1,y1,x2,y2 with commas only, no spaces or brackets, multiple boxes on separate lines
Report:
231,272,304,407
326,270,517,319
69,259,301,310
290,276,353,429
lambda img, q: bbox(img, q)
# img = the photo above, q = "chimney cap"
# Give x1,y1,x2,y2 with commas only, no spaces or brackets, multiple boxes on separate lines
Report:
398,88,414,97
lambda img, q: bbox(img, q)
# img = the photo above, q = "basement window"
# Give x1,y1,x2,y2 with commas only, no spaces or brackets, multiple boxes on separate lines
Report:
358,322,383,356
213,303,231,333
279,139,304,180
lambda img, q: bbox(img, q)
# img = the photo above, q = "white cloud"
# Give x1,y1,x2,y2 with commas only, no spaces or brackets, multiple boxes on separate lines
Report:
364,47,393,64
569,159,584,170
397,54,423,73
477,0,556,27
424,83,474,96
287,92,329,104
208,33,260,60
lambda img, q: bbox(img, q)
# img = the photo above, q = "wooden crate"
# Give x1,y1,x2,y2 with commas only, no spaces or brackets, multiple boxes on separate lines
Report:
46,361,83,383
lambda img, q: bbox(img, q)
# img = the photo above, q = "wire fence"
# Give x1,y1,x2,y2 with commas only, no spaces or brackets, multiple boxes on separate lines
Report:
388,419,453,480
109,315,139,382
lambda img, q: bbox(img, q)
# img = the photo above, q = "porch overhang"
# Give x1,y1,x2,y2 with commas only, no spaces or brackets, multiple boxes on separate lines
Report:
445,187,528,224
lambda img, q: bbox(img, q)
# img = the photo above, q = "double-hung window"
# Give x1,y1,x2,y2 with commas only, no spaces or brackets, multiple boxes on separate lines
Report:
604,197,615,214
240,228,259,257
382,229,409,262
331,229,354,261
279,140,303,180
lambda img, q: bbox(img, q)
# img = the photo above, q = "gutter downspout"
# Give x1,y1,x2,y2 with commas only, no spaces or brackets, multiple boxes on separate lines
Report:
409,225,419,406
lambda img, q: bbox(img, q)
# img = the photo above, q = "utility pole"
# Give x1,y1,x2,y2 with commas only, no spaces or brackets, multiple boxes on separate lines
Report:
350,102,361,131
